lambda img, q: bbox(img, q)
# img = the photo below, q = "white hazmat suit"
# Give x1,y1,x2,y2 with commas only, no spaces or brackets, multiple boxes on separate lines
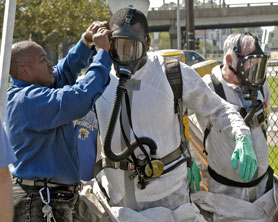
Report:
192,65,277,221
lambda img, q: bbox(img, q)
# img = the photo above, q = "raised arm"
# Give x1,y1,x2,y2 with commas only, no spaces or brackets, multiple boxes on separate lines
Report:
51,21,109,88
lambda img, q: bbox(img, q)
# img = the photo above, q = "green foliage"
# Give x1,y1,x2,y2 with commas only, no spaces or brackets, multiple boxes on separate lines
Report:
159,32,170,49
194,0,218,8
0,0,110,49
158,2,177,10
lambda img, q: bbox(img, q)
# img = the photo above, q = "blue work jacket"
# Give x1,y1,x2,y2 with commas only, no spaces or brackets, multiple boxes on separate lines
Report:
5,41,111,184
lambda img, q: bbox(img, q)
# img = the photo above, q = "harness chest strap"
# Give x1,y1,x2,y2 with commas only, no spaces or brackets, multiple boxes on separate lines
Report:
94,145,187,178
208,165,274,192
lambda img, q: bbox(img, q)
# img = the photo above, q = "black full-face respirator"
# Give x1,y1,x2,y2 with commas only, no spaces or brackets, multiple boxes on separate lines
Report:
103,8,159,189
109,8,148,79
229,33,268,127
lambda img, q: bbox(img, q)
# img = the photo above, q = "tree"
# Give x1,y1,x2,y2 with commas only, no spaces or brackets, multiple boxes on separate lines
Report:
1,0,110,60
159,2,177,10
149,32,170,50
159,32,170,49
194,0,218,8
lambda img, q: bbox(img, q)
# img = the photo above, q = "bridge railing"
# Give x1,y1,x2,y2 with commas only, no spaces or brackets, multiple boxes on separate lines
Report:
221,2,278,8
149,1,278,11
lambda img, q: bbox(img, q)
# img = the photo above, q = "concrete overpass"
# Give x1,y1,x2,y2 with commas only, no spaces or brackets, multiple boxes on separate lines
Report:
147,4,278,32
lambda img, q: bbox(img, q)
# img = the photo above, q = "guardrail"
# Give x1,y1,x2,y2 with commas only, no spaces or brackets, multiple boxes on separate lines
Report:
149,2,278,11
223,2,278,8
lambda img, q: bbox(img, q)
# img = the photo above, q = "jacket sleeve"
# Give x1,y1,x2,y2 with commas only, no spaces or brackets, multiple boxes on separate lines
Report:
0,120,16,167
180,62,251,139
21,50,111,131
50,40,96,88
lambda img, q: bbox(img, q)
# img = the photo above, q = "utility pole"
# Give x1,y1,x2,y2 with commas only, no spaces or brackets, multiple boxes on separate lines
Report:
177,0,181,49
204,31,207,57
186,0,195,50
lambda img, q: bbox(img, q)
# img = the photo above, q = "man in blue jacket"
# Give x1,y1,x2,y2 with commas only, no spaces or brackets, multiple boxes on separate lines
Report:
5,21,111,222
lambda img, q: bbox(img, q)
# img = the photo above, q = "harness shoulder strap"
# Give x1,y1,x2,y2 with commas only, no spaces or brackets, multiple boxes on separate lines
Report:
210,73,226,100
164,59,183,113
164,59,190,157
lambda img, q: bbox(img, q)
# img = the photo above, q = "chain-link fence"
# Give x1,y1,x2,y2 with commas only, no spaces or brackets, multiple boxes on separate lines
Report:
267,61,278,174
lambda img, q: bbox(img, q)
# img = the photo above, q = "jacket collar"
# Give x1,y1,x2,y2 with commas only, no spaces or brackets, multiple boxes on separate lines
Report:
10,77,33,88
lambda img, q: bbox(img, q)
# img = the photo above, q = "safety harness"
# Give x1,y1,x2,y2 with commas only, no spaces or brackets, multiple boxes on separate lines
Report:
204,73,273,192
94,59,192,201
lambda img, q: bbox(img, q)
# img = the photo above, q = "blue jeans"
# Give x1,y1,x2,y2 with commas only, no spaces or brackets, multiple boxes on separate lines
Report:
12,179,79,222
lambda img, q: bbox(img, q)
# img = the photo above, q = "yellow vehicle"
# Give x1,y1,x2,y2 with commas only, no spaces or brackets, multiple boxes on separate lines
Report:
155,49,185,63
155,49,219,77
191,60,219,77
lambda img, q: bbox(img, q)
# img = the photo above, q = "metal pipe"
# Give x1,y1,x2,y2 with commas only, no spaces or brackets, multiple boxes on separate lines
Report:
0,0,17,122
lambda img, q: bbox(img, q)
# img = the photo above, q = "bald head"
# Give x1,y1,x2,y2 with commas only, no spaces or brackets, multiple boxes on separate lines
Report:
9,41,55,86
10,41,42,78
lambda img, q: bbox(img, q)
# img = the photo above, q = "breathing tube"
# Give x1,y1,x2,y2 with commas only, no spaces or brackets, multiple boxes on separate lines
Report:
103,68,157,162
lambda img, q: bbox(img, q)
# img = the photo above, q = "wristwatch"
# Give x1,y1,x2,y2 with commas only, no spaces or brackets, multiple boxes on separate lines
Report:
81,33,95,49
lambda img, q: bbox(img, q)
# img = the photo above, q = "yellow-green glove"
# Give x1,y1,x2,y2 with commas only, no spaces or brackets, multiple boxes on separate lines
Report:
187,160,201,192
231,135,258,182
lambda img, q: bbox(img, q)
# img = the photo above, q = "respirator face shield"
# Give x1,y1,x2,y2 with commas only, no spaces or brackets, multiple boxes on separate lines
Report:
110,37,145,64
234,33,268,89
238,55,268,88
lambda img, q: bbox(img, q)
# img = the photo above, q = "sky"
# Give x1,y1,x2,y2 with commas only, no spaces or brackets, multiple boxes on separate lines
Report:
149,0,278,8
